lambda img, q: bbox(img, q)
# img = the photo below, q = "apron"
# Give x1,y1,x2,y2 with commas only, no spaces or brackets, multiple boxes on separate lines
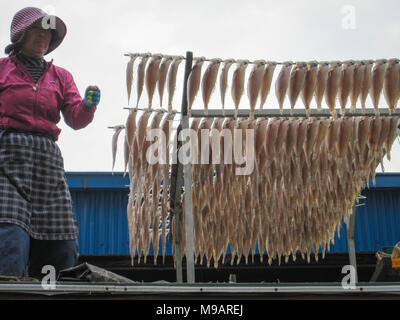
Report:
0,130,78,241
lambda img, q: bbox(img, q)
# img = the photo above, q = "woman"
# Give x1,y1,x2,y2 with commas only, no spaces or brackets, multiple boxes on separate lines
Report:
0,7,101,279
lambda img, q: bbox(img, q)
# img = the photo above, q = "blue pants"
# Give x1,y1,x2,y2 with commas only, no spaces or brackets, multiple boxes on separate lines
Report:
0,224,78,279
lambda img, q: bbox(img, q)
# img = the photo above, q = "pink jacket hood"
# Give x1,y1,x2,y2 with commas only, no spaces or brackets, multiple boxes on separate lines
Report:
0,56,96,141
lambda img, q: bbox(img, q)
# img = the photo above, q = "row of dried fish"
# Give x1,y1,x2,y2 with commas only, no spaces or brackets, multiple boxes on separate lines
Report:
126,53,184,112
126,54,400,119
171,116,399,267
109,109,177,264
111,109,398,267
189,58,400,119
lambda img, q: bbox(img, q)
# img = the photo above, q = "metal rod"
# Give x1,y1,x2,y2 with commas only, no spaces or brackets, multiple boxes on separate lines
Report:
190,108,400,118
123,107,181,114
169,51,194,284
181,52,196,284
1,282,400,295
347,206,358,284
124,53,391,66
169,122,184,283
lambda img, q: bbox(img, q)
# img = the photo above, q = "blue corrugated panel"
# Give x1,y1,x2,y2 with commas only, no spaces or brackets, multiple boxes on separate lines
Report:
323,188,400,254
354,189,400,252
67,173,400,256
71,190,131,255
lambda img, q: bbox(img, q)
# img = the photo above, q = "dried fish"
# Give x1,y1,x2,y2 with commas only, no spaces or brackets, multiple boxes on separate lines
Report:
202,58,222,115
259,62,277,111
289,62,307,115
145,54,163,108
136,53,152,108
187,57,206,116
339,60,355,115
111,125,125,173
125,109,137,177
276,62,293,115
301,61,318,117
315,62,330,111
325,62,342,116
385,117,400,161
219,59,236,112
247,60,266,119
158,56,174,107
384,58,400,114
370,59,388,115
121,55,400,270
350,61,365,111
231,60,250,119
126,53,140,105
360,60,374,113
167,56,185,112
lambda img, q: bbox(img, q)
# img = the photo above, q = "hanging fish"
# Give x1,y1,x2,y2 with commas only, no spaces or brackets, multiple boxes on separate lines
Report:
125,109,138,151
219,59,236,113
377,117,391,172
247,60,266,120
275,62,294,115
315,62,330,111
304,118,320,167
301,61,318,118
111,125,126,173
126,53,140,105
350,61,365,112
201,58,222,115
289,62,308,115
312,118,330,160
124,136,130,178
360,60,375,113
357,116,371,158
383,58,400,114
385,117,400,161
158,56,174,107
231,60,250,119
124,109,138,177
338,117,353,162
339,60,355,115
259,62,277,110
325,61,342,116
145,54,163,109
167,56,185,112
370,59,388,116
187,57,206,117
136,53,152,108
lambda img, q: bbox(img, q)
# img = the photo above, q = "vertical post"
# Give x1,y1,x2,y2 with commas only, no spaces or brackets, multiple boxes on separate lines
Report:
347,206,358,284
180,52,195,283
170,123,184,283
169,51,193,284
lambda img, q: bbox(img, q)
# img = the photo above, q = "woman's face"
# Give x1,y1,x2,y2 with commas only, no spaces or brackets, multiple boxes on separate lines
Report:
21,22,52,58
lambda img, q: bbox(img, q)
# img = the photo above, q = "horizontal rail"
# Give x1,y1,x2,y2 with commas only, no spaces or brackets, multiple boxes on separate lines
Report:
190,108,400,118
124,53,393,66
0,283,400,295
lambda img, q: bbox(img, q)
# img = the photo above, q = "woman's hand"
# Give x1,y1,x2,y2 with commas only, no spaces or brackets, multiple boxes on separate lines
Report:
84,86,101,108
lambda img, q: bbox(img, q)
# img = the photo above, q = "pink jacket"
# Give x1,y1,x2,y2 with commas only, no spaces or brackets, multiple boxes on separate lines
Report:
0,56,96,141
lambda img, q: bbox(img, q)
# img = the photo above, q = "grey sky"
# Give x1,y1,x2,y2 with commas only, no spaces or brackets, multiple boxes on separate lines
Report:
1,0,399,172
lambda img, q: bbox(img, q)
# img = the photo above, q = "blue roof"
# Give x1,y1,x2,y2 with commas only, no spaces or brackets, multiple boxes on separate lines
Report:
66,172,400,256
66,172,400,190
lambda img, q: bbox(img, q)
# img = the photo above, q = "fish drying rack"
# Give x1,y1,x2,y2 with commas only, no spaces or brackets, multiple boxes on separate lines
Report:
124,51,400,284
